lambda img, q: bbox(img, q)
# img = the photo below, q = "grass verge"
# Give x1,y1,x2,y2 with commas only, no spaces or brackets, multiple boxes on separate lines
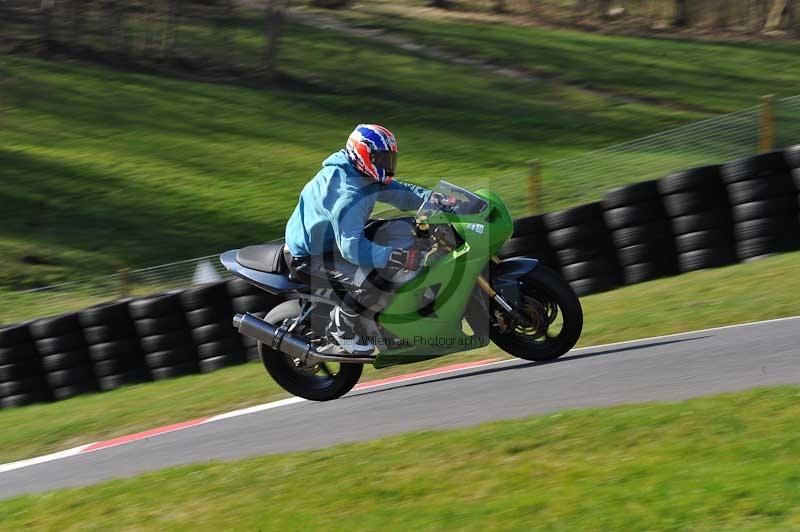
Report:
2,385,799,530
0,250,798,464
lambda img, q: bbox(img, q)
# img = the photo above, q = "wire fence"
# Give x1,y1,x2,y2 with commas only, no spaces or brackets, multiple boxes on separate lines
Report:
0,255,233,326
538,95,800,212
2,96,799,326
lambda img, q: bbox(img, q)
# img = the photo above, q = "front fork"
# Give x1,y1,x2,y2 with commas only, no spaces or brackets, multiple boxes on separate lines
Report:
476,256,529,325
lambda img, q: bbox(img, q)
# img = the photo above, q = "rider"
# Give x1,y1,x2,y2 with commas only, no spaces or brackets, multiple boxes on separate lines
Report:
284,124,435,355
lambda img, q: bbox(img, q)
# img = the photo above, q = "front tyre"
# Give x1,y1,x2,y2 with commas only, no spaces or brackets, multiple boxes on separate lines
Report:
258,300,363,401
490,264,583,362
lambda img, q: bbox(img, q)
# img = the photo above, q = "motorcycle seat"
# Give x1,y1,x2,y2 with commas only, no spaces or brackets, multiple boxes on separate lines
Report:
236,243,289,274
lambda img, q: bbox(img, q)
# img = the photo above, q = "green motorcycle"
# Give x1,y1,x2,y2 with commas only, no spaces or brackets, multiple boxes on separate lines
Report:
221,181,583,401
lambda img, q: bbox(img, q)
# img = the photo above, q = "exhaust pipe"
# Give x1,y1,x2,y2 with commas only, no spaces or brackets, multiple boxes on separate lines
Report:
233,313,375,364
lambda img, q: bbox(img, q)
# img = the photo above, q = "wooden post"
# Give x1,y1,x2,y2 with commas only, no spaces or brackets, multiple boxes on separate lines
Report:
759,94,775,152
119,268,130,298
527,160,541,214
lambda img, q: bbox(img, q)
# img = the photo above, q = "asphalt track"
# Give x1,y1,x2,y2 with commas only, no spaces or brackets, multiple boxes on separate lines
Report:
1,316,799,499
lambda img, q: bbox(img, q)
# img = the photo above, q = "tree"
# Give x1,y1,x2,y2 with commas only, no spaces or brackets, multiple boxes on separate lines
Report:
106,0,128,56
673,0,689,27
264,0,290,80
164,0,181,58
39,0,54,57
69,0,86,49
764,0,790,31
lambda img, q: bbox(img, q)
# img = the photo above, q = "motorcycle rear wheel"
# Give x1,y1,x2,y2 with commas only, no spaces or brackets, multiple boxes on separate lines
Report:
490,264,583,362
259,300,363,401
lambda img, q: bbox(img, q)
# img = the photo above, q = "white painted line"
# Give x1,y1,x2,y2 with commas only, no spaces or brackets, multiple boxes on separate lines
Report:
0,443,96,474
206,397,306,423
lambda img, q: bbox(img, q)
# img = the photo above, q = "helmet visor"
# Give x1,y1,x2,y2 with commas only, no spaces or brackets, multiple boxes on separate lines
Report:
372,150,398,177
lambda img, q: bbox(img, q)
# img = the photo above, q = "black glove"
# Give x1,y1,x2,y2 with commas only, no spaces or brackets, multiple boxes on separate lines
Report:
388,248,422,271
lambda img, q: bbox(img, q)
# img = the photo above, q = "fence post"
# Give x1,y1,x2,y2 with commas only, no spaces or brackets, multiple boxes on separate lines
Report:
119,268,130,298
527,160,541,214
759,94,775,152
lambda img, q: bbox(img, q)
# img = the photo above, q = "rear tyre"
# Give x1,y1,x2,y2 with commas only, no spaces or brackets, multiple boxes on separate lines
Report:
490,264,583,362
258,301,363,401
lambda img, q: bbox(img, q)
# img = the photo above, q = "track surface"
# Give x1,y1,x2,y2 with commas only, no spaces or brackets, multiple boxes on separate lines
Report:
2,317,799,499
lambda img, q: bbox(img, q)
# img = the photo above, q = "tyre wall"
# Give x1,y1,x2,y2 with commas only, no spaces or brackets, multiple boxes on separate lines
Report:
1,145,799,408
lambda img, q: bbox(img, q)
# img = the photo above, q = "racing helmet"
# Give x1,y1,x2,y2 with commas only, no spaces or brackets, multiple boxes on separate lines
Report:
345,124,398,184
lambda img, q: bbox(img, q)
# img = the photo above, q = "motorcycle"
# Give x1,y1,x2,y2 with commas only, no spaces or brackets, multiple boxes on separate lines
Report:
221,180,583,401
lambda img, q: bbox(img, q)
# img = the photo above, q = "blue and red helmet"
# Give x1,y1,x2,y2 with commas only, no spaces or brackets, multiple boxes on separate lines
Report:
345,124,398,184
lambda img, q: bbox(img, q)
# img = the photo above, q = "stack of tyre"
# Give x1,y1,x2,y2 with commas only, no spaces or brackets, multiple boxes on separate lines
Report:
658,165,736,272
720,151,800,261
544,202,620,296
602,180,678,285
79,300,149,391
789,144,800,210
180,282,245,373
0,323,48,408
498,214,558,269
30,314,97,400
130,292,199,380
226,278,283,361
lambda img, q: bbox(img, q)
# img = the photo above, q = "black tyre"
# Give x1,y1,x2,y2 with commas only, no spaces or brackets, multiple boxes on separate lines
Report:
547,225,601,249
35,332,85,357
786,144,800,170
675,229,726,254
736,236,788,261
79,301,132,328
197,337,244,360
658,166,722,195
555,246,600,265
41,350,90,372
51,382,96,401
0,360,39,381
721,151,790,184
199,355,242,373
603,202,663,230
569,276,617,296
179,282,230,311
129,293,182,320
45,367,94,388
150,362,199,381
670,210,729,235
93,358,129,377
0,323,31,347
97,371,147,391
134,313,186,337
602,180,660,209
726,177,795,204
498,236,539,259
732,198,796,223
622,262,664,285
560,259,614,282
662,192,710,217
612,225,667,248
140,331,191,353
144,346,197,368
29,314,81,339
512,215,546,237
733,217,792,241
0,344,37,365
232,294,281,315
259,301,363,401
543,202,603,231
490,264,583,362
226,278,259,298
88,339,139,362
1,392,46,408
83,325,121,345
677,248,734,272
185,307,228,329
191,323,231,345
616,244,656,267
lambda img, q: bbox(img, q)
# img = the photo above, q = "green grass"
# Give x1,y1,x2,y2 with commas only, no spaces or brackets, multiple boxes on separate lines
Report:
2,385,799,530
0,17,711,294
1,250,798,465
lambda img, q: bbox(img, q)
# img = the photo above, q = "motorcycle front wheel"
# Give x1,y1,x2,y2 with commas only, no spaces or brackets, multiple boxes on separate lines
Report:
259,300,363,401
490,264,583,362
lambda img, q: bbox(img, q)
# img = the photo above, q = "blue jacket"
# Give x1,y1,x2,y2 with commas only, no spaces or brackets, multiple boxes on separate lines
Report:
285,150,430,268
